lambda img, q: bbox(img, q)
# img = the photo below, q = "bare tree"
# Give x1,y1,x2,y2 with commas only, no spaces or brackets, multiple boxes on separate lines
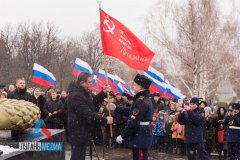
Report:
145,0,240,99
76,28,103,73
0,25,19,84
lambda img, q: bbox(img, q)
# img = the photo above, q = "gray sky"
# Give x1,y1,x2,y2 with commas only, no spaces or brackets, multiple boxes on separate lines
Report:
0,0,239,38
0,0,157,37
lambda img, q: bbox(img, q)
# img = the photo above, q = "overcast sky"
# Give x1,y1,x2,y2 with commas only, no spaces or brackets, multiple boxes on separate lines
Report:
0,0,239,38
0,0,158,38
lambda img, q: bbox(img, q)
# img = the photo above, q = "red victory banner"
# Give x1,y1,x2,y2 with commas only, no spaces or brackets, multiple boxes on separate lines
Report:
100,9,154,70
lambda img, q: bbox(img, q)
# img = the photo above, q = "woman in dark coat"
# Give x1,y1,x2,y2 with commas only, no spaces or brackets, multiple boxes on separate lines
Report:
213,106,227,159
43,91,63,129
31,88,46,119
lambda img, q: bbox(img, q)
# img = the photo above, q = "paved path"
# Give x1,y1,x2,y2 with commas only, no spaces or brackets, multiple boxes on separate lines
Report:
65,144,219,160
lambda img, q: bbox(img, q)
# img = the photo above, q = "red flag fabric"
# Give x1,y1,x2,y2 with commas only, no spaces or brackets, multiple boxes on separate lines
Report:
100,9,154,70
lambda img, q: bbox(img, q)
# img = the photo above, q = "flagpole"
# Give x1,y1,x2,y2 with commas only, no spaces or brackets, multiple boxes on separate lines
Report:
103,52,113,138
97,0,113,140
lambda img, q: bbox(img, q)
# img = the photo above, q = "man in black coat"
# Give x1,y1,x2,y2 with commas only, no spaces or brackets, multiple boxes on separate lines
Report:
8,78,32,101
7,78,32,141
43,91,63,129
177,97,209,160
114,74,153,160
67,72,113,160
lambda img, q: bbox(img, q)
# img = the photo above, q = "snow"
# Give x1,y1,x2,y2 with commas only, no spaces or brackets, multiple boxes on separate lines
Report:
0,145,19,155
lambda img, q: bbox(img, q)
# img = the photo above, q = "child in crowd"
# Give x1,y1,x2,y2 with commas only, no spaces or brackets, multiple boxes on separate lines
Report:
165,112,174,153
154,111,165,152
171,112,184,155
151,115,158,149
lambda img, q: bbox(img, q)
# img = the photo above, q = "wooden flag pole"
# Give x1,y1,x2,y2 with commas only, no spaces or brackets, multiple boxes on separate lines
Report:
103,52,113,138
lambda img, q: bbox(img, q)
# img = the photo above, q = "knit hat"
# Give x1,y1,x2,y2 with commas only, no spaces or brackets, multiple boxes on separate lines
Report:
134,74,152,89
0,84,6,89
232,103,240,110
190,97,199,106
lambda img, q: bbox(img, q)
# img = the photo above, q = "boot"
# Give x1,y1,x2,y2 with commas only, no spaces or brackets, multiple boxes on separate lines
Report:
177,147,181,155
172,147,177,154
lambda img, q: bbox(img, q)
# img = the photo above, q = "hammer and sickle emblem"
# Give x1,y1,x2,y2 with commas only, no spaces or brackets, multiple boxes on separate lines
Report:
103,17,115,35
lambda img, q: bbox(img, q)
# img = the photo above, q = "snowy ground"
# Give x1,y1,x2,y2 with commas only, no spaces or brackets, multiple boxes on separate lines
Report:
0,145,19,156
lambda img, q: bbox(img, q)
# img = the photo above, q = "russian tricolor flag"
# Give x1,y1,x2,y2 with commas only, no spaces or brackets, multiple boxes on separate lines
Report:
72,58,93,76
143,71,166,93
31,63,56,87
165,80,185,100
98,69,116,86
123,84,133,95
115,82,124,94
144,66,164,82
114,75,126,84
90,75,103,93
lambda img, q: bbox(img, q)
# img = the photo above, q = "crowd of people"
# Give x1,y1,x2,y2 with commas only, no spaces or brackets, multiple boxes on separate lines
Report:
0,74,240,160
97,92,240,160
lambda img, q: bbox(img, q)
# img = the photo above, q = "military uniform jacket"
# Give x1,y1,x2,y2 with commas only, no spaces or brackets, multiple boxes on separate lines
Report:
115,90,153,149
224,112,240,143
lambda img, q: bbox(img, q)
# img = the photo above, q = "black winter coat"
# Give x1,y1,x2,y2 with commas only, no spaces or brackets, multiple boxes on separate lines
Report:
177,107,204,143
67,82,107,145
43,98,63,123
31,95,46,119
8,88,32,102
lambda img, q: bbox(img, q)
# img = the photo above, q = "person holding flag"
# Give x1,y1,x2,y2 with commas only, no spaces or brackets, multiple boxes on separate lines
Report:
67,72,113,160
97,2,154,159
111,74,153,160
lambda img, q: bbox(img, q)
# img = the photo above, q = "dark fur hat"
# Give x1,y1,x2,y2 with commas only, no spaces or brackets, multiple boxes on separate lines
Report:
134,74,152,89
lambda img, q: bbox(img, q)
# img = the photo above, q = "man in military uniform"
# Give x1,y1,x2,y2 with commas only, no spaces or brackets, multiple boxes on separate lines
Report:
224,103,240,160
113,74,153,160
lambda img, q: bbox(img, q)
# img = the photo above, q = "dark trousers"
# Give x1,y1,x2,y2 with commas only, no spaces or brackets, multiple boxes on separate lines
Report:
216,142,227,158
205,139,213,156
152,135,164,150
227,142,240,160
186,143,209,160
71,144,87,160
132,148,148,160
172,138,185,154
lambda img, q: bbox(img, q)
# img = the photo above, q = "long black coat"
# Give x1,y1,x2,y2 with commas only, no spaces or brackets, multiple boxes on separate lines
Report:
67,82,107,145
31,95,46,119
43,98,63,129
177,107,204,143
115,90,153,149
